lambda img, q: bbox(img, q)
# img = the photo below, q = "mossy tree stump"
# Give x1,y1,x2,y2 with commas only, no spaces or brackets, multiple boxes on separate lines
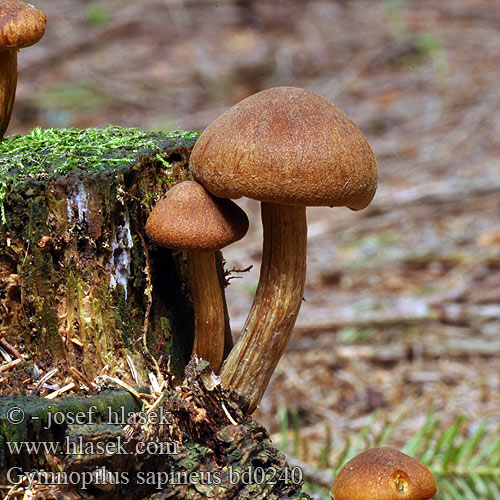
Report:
0,126,203,388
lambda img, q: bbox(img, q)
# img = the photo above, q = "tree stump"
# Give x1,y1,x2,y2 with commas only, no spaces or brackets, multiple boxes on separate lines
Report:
0,126,202,387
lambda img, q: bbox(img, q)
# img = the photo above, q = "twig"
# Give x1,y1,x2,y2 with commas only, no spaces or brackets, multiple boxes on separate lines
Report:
289,338,500,362
127,355,140,386
0,358,22,373
69,366,97,390
232,300,500,335
373,177,500,212
148,372,162,395
145,391,166,417
3,477,31,499
99,374,153,402
225,264,253,284
45,382,76,399
70,337,83,347
0,337,24,360
232,300,439,334
221,402,239,426
0,346,11,363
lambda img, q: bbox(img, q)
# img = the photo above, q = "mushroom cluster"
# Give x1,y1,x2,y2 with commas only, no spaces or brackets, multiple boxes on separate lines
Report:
331,447,437,500
145,180,248,372
189,86,377,412
145,86,376,410
0,0,46,139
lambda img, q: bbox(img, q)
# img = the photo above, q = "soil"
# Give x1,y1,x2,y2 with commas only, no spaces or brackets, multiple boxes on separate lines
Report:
5,0,500,494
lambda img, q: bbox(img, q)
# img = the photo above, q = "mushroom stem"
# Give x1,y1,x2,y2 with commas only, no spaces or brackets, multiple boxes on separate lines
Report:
220,202,307,412
187,250,226,372
0,50,17,140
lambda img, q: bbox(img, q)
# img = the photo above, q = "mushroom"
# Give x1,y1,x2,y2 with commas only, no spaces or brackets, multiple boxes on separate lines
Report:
0,0,46,139
145,180,248,372
331,447,437,500
190,86,377,412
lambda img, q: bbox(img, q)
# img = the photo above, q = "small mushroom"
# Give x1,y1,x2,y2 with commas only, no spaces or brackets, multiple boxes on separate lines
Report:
0,0,46,139
145,180,248,372
331,447,437,500
190,86,377,412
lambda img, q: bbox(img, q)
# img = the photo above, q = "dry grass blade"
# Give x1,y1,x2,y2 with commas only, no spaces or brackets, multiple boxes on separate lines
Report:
45,382,76,399
30,368,58,396
0,358,21,373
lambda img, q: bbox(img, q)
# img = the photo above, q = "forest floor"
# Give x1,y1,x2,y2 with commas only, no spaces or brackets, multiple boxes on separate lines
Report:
7,0,500,495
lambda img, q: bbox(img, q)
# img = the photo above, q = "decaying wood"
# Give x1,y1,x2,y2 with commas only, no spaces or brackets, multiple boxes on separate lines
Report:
0,132,198,391
1,361,312,499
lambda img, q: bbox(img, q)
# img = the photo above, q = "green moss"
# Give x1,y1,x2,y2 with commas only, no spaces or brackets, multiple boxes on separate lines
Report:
0,125,200,223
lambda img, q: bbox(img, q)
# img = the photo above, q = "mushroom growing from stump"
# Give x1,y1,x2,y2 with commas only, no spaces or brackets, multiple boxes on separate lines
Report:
190,86,377,412
331,447,437,500
145,180,248,372
0,0,46,139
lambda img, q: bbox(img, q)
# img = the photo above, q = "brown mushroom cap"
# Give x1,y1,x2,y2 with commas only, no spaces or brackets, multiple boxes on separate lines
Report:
0,0,46,50
331,447,437,500
145,180,249,252
190,86,377,211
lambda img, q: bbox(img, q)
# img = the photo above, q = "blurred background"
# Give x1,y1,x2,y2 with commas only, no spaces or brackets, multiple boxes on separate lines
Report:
9,0,500,497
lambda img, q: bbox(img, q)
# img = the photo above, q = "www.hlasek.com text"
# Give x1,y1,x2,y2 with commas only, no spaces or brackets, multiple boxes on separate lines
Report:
7,436,178,456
